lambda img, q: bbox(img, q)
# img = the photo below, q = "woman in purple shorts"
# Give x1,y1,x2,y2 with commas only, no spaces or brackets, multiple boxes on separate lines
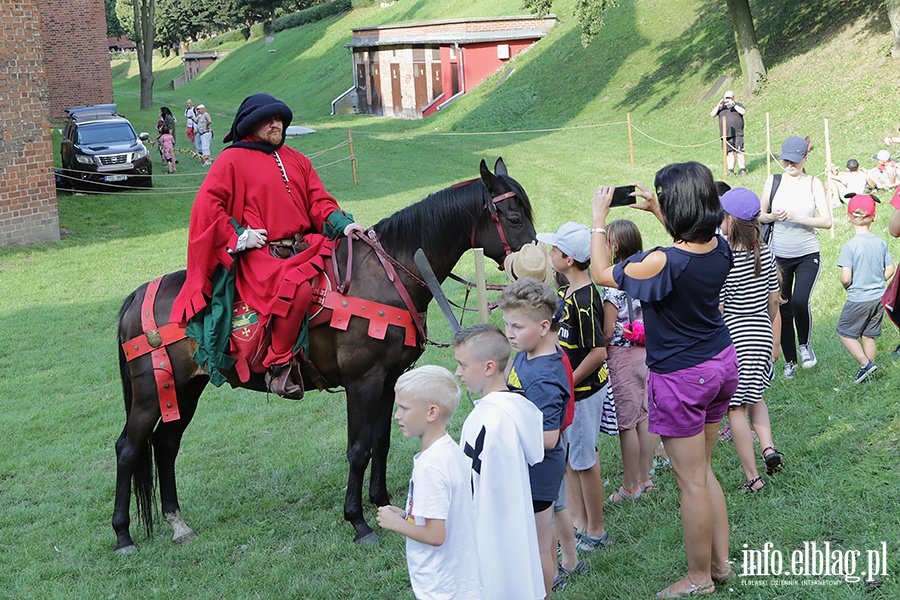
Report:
589,162,738,598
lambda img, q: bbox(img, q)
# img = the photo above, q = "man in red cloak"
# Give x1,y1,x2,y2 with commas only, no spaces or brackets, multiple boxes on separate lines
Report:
170,93,365,398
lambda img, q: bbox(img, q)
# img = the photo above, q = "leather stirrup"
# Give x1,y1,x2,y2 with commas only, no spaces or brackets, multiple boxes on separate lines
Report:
266,359,304,399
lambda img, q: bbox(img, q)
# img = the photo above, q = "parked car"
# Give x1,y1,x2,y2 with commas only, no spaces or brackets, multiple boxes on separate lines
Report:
59,104,152,191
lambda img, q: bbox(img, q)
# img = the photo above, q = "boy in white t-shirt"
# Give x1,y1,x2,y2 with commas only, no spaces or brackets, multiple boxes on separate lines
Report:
376,366,481,600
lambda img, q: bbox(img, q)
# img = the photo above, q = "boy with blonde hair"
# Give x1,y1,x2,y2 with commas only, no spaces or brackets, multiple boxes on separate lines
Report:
454,323,545,600
376,365,481,600
837,194,895,383
498,278,570,597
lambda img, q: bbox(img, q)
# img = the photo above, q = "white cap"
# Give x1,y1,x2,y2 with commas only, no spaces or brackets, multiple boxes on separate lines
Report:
196,104,205,109
724,90,734,99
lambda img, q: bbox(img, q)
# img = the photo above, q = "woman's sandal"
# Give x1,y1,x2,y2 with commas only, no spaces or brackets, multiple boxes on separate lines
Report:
762,446,784,475
739,476,766,493
712,562,734,584
656,582,715,597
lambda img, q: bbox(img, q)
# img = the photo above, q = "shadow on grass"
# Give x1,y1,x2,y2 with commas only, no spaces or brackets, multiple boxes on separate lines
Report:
620,0,888,112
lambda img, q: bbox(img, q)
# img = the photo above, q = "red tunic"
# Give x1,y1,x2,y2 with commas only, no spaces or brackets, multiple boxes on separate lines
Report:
170,144,345,326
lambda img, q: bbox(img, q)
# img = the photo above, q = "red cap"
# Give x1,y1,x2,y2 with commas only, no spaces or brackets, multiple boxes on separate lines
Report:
848,194,876,217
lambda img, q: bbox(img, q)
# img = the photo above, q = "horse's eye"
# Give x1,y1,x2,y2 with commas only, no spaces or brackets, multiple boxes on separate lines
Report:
506,213,522,226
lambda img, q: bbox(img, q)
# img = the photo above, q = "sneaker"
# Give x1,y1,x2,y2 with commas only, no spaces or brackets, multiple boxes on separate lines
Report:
608,486,641,504
783,362,797,379
855,361,877,384
638,479,655,494
892,344,900,358
798,343,817,368
739,169,747,177
575,531,612,553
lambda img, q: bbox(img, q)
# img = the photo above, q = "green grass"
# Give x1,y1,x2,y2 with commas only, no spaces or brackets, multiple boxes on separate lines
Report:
4,0,900,597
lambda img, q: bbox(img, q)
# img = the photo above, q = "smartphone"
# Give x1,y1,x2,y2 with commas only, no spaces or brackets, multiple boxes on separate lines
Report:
610,185,637,207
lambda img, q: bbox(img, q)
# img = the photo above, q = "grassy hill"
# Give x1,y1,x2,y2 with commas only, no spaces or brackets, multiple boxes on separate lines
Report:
111,0,898,232
3,1,898,598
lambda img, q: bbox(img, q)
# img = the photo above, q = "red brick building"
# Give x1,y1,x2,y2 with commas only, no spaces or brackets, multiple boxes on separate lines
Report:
343,15,556,119
1,0,112,248
0,0,59,248
39,0,114,118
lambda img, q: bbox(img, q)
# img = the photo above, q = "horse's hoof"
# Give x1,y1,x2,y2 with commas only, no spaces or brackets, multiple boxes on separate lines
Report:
353,531,379,545
173,530,198,545
113,544,137,555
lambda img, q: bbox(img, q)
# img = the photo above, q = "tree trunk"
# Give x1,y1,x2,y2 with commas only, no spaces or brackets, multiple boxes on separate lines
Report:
725,0,766,95
889,0,900,58
133,0,156,110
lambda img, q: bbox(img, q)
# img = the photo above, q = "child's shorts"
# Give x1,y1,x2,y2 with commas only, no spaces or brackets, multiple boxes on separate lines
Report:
607,345,649,431
567,386,607,471
647,345,738,438
837,298,884,339
554,430,568,513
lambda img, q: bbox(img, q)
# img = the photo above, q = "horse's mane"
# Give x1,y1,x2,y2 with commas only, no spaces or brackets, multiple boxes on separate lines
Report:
372,176,532,259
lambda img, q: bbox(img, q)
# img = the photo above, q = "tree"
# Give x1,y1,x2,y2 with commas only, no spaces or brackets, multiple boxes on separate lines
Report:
527,0,767,94
106,0,126,37
522,0,618,46
129,0,156,109
724,0,766,94
889,0,900,58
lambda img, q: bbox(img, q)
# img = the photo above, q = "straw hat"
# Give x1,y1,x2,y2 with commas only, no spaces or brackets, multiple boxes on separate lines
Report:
503,244,554,285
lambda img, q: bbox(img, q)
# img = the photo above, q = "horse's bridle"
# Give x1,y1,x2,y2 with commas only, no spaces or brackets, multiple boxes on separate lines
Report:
468,185,518,258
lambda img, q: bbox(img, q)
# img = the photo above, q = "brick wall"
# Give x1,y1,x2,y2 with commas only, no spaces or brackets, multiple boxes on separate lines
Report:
0,0,60,248
352,16,557,41
0,0,59,248
39,0,113,118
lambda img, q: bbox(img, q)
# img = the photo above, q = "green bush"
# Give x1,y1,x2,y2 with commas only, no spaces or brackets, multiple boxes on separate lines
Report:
265,0,352,35
249,22,266,39
193,28,250,50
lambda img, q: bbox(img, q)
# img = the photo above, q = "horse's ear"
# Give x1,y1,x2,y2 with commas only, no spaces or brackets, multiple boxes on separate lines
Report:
494,157,508,178
480,159,501,194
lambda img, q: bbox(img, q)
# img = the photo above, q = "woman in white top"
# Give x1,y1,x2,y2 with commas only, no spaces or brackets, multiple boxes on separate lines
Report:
759,136,832,378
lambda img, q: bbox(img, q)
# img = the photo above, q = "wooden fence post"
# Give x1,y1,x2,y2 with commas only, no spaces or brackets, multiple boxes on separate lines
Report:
348,129,357,185
721,116,728,180
473,248,489,323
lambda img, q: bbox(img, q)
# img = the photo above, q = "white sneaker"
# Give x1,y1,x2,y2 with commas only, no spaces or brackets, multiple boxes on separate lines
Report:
783,362,796,379
798,344,817,368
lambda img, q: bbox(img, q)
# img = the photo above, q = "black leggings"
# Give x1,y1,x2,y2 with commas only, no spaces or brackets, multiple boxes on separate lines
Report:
775,252,821,363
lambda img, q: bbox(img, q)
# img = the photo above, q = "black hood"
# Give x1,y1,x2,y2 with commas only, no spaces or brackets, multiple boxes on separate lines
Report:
223,93,293,154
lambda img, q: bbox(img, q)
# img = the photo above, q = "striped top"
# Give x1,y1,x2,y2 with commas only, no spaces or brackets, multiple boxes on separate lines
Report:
720,243,779,316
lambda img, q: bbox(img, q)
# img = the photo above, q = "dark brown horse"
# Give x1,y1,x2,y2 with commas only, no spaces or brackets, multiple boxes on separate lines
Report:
112,158,536,552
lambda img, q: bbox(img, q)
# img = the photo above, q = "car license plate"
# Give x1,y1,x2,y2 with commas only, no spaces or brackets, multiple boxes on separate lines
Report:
104,174,128,182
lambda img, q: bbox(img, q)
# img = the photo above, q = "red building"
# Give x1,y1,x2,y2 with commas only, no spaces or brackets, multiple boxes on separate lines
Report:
342,15,556,119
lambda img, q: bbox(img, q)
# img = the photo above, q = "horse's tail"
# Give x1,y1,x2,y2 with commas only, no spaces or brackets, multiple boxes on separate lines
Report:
118,288,156,539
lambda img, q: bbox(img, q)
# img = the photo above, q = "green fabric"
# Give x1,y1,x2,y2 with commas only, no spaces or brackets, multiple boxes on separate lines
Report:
323,209,354,239
186,264,237,387
186,217,324,385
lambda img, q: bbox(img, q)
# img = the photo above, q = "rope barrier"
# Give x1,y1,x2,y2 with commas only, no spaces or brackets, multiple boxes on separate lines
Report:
629,122,721,149
314,155,352,170
349,119,629,139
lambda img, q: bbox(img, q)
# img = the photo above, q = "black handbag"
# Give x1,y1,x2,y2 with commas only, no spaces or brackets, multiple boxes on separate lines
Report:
760,174,782,245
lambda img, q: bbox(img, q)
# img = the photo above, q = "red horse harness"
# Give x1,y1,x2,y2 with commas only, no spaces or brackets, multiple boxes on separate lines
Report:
121,276,187,422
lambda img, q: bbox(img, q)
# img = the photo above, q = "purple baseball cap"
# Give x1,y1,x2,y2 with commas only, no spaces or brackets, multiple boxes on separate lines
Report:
720,187,761,221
